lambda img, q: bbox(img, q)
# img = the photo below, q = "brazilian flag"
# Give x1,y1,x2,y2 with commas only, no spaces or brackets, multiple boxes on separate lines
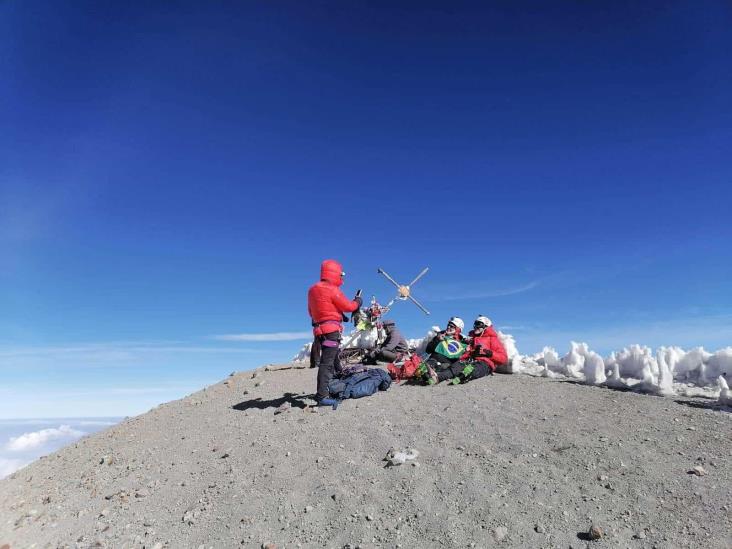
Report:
433,337,467,359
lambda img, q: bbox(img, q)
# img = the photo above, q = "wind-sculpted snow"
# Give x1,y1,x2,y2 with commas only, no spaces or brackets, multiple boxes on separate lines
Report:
521,343,732,404
294,330,732,405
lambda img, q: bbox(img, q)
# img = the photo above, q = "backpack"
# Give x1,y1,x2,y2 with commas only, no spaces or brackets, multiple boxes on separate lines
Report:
328,368,392,400
387,354,422,381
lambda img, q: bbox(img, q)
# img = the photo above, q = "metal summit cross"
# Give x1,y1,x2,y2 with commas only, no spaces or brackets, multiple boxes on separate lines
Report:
377,267,431,315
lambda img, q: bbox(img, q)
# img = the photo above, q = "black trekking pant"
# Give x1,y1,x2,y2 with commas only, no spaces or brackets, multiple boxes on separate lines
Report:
436,360,491,383
316,331,342,400
374,348,399,363
425,354,458,371
309,336,321,369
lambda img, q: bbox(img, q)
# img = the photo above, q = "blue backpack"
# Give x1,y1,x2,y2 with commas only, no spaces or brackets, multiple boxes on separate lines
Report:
328,368,392,400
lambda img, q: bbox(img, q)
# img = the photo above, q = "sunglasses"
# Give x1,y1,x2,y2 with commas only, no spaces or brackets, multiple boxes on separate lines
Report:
473,322,486,329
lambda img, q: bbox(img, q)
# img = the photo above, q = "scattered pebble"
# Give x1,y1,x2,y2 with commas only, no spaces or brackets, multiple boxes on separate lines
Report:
688,466,707,476
633,531,647,539
589,524,603,540
534,524,545,533
304,505,313,513
492,526,508,542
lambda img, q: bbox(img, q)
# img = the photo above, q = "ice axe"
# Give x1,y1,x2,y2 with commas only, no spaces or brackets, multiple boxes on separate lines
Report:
377,267,431,315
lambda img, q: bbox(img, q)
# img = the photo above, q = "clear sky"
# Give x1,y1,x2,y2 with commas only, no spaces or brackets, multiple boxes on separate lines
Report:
2,1,731,418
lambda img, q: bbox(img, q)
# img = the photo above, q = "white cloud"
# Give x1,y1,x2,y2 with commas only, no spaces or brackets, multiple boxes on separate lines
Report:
5,425,86,452
0,343,261,359
0,457,29,479
427,281,539,302
212,331,312,342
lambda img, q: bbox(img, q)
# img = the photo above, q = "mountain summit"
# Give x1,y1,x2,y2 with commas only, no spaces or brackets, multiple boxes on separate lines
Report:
1,365,730,548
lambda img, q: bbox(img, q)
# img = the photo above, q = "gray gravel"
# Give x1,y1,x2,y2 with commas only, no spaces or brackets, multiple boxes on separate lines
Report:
1,365,730,548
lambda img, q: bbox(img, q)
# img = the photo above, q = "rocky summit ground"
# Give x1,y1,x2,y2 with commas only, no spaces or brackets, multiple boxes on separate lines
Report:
1,364,730,549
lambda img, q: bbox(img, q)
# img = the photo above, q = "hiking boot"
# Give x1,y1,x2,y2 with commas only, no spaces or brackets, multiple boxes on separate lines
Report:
425,365,439,385
450,363,475,385
316,397,339,409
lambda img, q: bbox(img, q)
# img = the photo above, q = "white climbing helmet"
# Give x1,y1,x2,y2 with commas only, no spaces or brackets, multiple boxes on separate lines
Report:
474,315,492,328
447,317,464,330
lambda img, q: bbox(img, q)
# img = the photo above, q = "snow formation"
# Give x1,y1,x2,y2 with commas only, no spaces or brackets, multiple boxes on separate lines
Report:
294,328,732,405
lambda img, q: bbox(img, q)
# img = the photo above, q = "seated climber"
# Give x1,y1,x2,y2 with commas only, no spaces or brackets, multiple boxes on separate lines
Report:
424,315,508,385
364,318,409,364
422,317,468,370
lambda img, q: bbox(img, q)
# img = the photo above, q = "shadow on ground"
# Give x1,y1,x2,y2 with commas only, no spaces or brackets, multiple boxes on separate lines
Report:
232,392,313,411
674,399,730,413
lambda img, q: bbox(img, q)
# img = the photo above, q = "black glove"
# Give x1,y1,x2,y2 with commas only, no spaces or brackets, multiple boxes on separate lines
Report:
473,344,492,358
353,295,363,308
341,313,349,322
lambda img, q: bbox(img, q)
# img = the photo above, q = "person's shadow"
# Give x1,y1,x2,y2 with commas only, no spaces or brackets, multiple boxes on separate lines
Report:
232,392,312,411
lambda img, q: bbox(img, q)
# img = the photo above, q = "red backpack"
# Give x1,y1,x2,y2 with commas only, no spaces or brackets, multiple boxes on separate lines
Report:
387,354,422,381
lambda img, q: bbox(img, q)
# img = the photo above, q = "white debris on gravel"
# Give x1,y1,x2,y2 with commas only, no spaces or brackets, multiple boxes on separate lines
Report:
293,328,732,404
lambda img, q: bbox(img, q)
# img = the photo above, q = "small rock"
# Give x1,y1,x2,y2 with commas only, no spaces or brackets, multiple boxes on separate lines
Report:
100,508,110,517
492,526,508,542
262,544,276,549
589,524,603,540
221,453,230,459
42,495,51,504
534,524,545,533
304,505,314,513
99,456,113,466
597,474,608,482
366,515,373,521
633,531,647,539
688,465,706,476
151,543,164,549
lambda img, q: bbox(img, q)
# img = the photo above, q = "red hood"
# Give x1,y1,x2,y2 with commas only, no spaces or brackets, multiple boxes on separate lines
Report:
320,259,344,286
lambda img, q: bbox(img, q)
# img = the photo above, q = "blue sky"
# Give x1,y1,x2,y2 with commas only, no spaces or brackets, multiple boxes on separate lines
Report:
2,1,731,418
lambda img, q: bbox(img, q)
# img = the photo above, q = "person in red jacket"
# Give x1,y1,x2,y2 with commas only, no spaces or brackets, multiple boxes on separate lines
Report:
425,315,508,384
308,259,362,404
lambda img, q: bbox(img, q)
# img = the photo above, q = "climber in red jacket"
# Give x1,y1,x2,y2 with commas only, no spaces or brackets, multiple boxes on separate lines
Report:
307,259,362,404
425,315,508,385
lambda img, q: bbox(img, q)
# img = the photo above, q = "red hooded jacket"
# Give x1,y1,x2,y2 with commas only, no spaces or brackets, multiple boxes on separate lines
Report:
461,325,508,372
308,259,359,336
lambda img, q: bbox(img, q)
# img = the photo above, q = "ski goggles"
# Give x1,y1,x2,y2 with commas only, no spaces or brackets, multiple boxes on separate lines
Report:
446,322,457,329
473,321,487,329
